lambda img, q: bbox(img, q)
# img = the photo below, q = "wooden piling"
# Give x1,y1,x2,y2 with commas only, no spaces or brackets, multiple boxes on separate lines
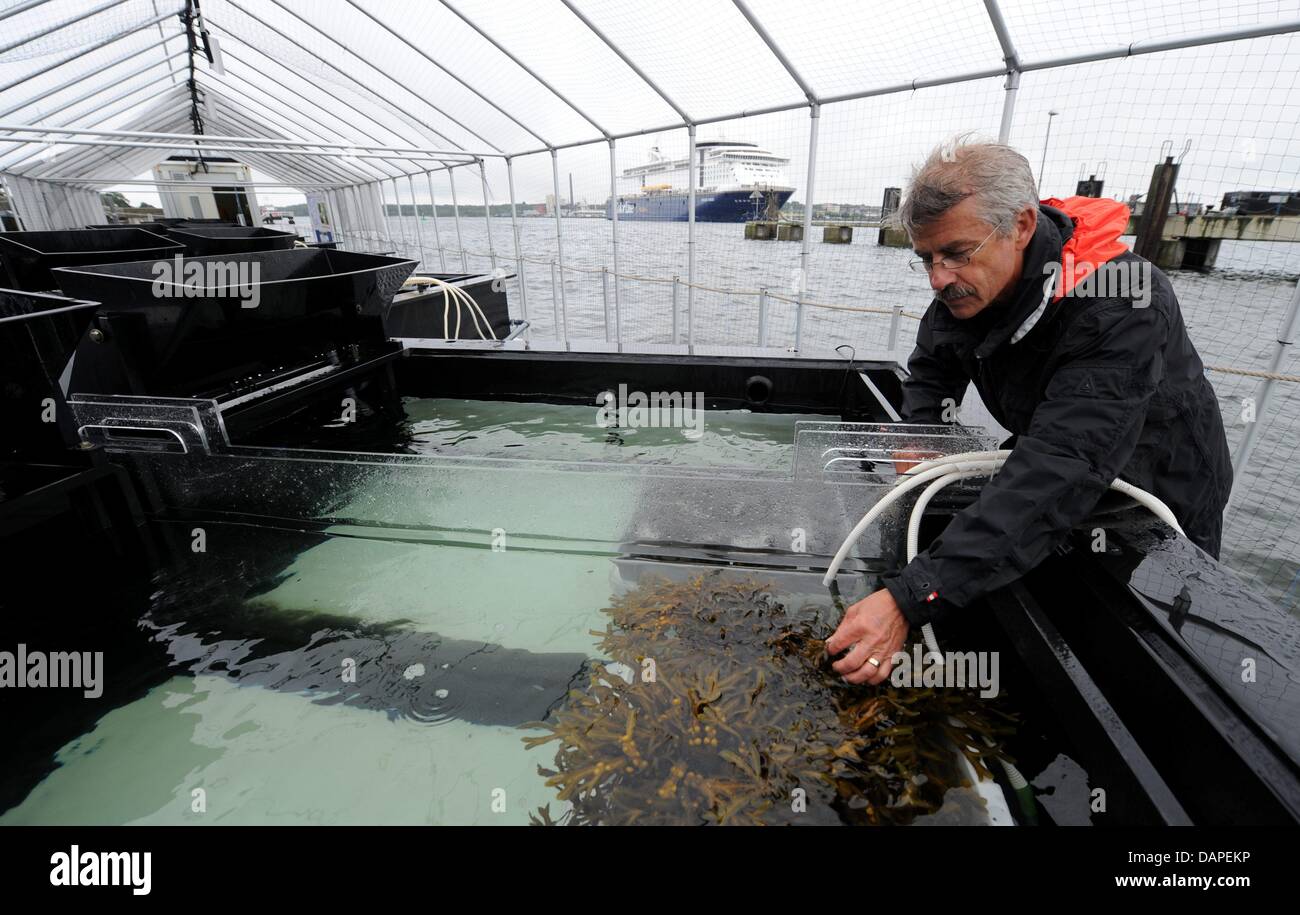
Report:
1134,156,1179,261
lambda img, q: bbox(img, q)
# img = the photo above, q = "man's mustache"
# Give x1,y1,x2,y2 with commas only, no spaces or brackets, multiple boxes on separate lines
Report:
939,284,978,303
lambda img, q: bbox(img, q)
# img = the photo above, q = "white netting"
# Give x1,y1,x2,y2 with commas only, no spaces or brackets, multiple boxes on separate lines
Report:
0,0,183,62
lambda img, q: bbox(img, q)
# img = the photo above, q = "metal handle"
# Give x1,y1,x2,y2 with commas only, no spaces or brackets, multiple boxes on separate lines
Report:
77,423,190,454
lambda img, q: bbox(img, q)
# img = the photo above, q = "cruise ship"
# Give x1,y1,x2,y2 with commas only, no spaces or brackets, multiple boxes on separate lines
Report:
607,141,795,221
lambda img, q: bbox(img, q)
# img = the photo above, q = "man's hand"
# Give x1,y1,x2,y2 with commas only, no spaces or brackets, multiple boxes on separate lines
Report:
892,449,936,476
826,588,909,686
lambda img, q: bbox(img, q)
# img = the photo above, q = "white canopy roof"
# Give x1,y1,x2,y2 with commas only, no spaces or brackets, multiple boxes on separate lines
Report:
3,0,1299,192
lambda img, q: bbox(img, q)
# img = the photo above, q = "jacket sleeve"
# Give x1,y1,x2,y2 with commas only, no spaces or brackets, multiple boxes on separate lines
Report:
883,299,1170,627
899,305,970,424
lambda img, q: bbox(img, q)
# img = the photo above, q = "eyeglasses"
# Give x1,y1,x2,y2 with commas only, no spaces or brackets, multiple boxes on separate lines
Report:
908,220,1005,273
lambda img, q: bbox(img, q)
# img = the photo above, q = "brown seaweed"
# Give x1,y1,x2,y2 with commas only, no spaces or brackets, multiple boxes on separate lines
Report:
523,572,1016,826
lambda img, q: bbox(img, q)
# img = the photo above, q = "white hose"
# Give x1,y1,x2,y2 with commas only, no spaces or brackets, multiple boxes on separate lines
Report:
905,469,1000,567
824,450,1185,588
405,275,498,341
900,449,1012,478
820,459,1006,588
825,448,1187,813
905,469,999,664
1109,477,1185,535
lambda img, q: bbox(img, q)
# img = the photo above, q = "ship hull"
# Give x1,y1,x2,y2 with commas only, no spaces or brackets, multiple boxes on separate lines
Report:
607,189,794,222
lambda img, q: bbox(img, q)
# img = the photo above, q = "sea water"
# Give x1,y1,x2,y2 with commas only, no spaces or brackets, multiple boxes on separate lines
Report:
3,403,951,825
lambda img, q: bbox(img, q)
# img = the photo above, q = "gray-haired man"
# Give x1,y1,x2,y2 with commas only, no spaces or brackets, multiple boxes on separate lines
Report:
827,139,1232,687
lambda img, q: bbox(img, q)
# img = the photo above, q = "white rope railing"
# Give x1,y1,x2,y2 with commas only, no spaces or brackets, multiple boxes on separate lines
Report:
347,234,1300,385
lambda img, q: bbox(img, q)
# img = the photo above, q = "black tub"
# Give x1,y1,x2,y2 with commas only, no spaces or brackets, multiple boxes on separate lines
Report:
165,225,298,256
388,272,512,339
52,248,416,396
87,219,240,230
0,228,182,292
0,288,100,460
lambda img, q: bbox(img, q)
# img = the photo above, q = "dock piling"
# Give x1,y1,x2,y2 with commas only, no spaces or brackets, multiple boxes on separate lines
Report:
1134,155,1179,262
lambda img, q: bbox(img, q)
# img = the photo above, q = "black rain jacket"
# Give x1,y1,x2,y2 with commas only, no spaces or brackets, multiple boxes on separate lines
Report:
882,198,1233,628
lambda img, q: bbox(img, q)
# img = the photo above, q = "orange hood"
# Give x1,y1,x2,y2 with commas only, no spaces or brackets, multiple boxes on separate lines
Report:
1041,196,1132,302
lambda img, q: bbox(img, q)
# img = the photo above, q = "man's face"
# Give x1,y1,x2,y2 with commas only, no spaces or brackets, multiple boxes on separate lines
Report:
909,195,1037,320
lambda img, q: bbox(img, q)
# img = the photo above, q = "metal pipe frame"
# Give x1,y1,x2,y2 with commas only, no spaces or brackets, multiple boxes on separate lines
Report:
345,184,368,247
448,165,468,271
259,3,504,158
5,0,1297,262
338,189,357,248
557,0,694,126
0,33,183,120
0,70,183,173
407,174,425,268
344,188,367,249
438,0,610,139
391,176,410,254
14,86,220,181
153,0,180,87
1232,276,1300,481
0,122,487,160
340,0,544,149
998,69,1020,144
607,137,620,339
0,5,181,95
175,77,380,184
13,43,417,183
549,149,567,340
206,26,455,170
346,183,367,246
0,49,189,149
200,29,439,174
41,176,348,188
0,133,454,166
323,188,344,247
0,0,57,25
424,171,447,271
367,183,384,246
323,189,347,246
984,0,1021,144
7,5,1291,166
686,123,696,348
149,101,356,188
222,0,493,154
1021,19,1300,72
377,181,394,246
504,18,1300,158
201,46,409,180
795,104,820,352
9,84,189,179
477,159,496,269
984,0,1022,71
504,156,526,320
0,0,133,57
731,0,818,104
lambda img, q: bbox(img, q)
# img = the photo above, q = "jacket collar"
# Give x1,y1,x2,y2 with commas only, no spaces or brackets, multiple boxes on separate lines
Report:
929,203,1073,358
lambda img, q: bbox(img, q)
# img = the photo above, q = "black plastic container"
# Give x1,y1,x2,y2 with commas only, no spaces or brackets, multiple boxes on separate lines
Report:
87,219,240,231
165,225,298,256
0,288,100,461
388,272,512,338
52,248,416,396
0,228,182,292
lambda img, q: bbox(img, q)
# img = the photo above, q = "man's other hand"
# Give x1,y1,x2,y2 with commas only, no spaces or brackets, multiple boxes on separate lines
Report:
825,588,910,685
